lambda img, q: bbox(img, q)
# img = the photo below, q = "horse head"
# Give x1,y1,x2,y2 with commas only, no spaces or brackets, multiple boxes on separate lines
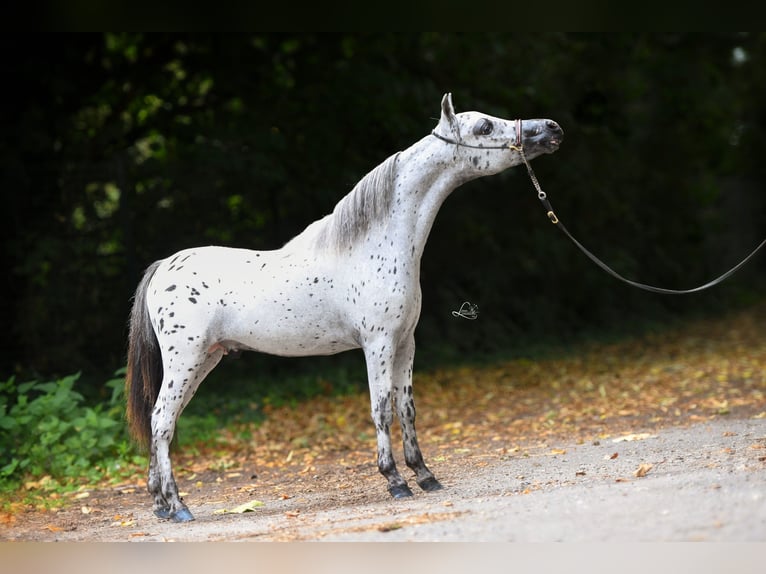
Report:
433,92,563,177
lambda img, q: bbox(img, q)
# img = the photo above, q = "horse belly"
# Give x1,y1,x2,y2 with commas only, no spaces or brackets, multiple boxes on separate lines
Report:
221,303,358,357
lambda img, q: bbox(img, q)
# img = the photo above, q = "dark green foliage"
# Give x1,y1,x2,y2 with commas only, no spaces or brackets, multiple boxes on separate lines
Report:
2,33,765,389
0,371,137,489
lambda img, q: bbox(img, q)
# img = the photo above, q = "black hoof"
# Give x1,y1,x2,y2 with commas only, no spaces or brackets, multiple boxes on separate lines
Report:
389,484,414,499
154,506,195,522
171,507,195,523
418,477,444,492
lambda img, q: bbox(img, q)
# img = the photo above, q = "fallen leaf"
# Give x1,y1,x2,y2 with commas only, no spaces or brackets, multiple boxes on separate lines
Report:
612,433,656,443
549,448,567,455
25,476,55,491
634,463,654,478
378,522,402,532
213,500,265,515
284,510,300,518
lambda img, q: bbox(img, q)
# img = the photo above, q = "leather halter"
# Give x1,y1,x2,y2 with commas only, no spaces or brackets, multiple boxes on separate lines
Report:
431,119,522,150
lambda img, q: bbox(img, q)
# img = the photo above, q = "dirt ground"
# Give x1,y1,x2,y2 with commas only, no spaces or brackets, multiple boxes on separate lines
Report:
2,414,764,542
2,306,765,542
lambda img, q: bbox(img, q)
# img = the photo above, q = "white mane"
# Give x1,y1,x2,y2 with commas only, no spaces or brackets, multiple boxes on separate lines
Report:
312,152,400,251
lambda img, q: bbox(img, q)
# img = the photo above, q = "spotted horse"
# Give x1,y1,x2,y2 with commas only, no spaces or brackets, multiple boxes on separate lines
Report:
125,93,564,522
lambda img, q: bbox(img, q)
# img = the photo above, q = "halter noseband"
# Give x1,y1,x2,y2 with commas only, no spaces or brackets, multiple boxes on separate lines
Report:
431,118,523,151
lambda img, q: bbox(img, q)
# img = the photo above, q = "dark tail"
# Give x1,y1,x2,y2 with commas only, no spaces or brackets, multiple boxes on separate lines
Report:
125,260,163,450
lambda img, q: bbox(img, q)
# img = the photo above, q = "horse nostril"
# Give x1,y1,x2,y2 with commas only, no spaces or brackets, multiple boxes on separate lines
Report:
546,120,563,139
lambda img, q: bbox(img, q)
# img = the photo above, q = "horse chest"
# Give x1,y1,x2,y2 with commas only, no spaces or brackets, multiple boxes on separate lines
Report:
338,254,422,341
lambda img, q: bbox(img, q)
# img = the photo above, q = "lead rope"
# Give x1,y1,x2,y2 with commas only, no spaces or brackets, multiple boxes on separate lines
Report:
515,146,766,295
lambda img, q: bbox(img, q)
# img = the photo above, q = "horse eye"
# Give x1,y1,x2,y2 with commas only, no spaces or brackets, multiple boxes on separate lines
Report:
474,119,493,136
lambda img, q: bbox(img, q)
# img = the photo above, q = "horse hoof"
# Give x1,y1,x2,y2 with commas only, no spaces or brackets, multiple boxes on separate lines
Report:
418,477,444,492
154,507,172,520
389,484,414,499
171,508,196,523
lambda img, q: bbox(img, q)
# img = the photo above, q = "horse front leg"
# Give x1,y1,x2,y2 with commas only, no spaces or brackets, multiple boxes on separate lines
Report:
393,334,443,492
364,341,413,498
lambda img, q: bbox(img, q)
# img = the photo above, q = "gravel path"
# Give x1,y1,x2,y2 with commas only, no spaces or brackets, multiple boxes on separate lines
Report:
7,416,763,542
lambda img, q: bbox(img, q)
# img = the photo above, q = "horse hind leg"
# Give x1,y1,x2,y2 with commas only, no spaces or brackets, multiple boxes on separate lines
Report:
148,346,224,522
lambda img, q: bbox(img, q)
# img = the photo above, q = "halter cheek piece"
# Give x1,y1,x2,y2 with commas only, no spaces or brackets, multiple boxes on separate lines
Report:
431,119,523,151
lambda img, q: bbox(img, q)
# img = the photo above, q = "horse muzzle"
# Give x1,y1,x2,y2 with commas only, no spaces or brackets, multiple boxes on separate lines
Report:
522,119,564,154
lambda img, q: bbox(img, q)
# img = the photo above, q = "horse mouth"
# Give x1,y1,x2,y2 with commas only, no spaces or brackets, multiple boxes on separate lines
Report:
533,135,562,154
523,120,564,154
543,121,564,151
541,130,564,153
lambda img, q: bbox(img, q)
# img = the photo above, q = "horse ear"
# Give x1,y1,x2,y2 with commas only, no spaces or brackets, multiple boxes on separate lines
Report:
438,93,459,140
440,92,456,123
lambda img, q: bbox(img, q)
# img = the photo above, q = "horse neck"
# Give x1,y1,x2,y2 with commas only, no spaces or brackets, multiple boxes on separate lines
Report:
383,137,468,260
298,137,469,261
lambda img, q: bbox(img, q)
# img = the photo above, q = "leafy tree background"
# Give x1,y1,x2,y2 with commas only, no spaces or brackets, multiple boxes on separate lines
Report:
2,33,765,397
